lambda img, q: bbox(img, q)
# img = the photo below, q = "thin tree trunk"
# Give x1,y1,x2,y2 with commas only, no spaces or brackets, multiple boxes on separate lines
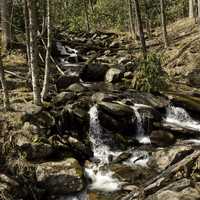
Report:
133,0,147,58
160,0,168,48
189,0,194,18
0,53,9,110
1,0,12,53
128,0,136,40
197,0,200,23
83,0,90,32
41,0,51,101
144,0,151,39
23,0,31,77
26,0,42,105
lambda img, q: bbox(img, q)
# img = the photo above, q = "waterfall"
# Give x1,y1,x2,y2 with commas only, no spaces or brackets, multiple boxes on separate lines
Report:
86,105,121,192
132,104,151,144
165,105,200,131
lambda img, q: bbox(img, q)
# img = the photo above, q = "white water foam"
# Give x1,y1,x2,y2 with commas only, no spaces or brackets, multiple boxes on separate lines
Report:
87,105,121,192
132,104,151,144
165,105,200,132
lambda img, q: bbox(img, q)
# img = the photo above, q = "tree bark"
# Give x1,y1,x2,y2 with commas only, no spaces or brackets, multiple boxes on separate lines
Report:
26,0,42,105
160,0,168,48
83,0,90,32
189,0,194,18
23,0,31,77
0,52,9,110
197,0,200,22
128,0,136,40
133,0,147,58
41,0,51,101
1,0,12,53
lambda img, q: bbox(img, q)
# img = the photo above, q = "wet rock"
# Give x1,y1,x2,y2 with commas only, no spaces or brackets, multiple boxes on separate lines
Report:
80,64,109,82
150,130,176,147
67,83,86,93
36,158,84,195
165,91,200,114
112,152,132,164
56,75,79,90
105,68,123,83
98,102,133,117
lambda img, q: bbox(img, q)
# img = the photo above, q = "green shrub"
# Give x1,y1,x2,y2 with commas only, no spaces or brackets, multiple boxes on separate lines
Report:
131,53,168,93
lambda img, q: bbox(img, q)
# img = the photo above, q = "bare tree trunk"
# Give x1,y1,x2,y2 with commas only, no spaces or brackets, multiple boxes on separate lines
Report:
189,0,194,18
133,0,147,58
128,0,136,40
41,0,51,101
1,0,12,53
26,0,42,105
23,0,31,77
160,0,168,48
143,0,152,39
83,0,90,32
0,54,9,110
198,0,200,22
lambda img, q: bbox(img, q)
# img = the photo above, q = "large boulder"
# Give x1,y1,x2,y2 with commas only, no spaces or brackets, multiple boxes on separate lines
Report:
150,130,176,147
80,64,109,82
36,158,84,195
56,75,79,91
98,102,133,117
105,68,123,83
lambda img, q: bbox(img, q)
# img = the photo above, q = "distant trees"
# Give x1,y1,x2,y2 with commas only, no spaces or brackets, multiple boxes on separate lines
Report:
133,0,147,58
1,0,12,53
160,0,168,48
0,54,10,111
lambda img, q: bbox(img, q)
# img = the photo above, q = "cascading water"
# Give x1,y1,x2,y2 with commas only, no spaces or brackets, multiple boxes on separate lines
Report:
86,105,121,192
132,104,151,144
165,105,200,131
56,42,79,65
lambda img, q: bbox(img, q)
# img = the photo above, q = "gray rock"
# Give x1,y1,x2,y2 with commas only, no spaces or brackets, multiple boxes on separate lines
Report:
67,83,86,93
105,68,123,83
36,158,84,195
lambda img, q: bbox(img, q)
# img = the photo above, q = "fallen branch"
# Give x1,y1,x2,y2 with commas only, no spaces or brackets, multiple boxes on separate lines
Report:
4,70,26,80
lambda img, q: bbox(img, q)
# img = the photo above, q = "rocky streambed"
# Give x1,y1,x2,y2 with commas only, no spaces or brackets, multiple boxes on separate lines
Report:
1,32,200,200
